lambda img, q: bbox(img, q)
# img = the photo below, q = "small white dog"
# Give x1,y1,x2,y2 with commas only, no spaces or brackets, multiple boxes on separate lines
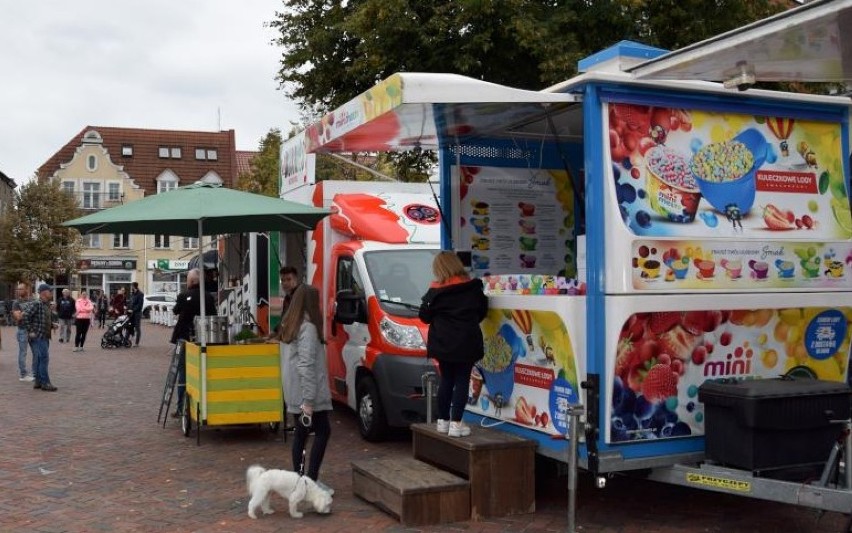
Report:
246,465,333,519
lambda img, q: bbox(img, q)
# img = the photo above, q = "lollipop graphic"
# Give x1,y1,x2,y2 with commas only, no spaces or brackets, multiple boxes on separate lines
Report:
511,309,534,353
766,117,795,157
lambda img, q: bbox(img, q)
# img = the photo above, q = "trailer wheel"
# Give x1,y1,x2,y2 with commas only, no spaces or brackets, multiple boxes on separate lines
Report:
356,376,388,442
181,395,192,437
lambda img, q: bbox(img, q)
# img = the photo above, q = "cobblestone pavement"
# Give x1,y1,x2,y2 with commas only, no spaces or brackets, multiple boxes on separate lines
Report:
0,323,849,532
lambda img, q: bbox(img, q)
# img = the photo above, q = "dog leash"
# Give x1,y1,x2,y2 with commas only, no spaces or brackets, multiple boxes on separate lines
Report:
298,410,311,477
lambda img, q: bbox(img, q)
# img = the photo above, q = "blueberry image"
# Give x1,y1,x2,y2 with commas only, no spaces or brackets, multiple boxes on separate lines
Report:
637,188,647,199
620,183,637,204
636,210,652,228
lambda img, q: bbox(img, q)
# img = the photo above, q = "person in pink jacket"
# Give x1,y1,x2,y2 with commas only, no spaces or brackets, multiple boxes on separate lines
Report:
74,290,95,352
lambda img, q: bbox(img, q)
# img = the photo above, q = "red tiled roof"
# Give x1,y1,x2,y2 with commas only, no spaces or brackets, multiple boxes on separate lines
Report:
37,126,238,193
235,150,258,177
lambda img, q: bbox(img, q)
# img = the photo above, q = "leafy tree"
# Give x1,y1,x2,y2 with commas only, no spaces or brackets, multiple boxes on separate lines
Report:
271,0,784,113
0,180,81,285
237,128,283,197
270,0,782,180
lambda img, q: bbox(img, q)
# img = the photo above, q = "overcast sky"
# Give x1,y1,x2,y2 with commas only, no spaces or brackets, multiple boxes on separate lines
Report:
0,0,299,184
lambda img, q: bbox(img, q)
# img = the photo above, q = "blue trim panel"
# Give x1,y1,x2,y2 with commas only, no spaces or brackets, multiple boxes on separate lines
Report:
578,40,669,73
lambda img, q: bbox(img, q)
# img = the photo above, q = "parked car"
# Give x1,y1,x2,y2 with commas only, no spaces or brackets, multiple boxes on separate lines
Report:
142,293,177,318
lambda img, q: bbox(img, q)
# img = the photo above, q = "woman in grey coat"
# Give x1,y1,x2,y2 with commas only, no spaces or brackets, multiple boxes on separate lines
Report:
280,284,332,486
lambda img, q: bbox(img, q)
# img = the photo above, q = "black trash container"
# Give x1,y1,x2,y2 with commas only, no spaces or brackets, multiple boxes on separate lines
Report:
699,377,851,471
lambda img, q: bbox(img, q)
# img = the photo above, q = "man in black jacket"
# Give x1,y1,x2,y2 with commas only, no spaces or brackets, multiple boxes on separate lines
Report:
170,269,217,416
56,289,75,343
128,282,144,346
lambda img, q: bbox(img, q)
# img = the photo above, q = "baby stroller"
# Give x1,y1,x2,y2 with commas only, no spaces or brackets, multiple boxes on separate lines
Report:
101,311,134,348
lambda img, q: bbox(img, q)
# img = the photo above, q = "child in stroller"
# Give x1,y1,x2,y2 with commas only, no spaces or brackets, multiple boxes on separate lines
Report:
101,310,135,348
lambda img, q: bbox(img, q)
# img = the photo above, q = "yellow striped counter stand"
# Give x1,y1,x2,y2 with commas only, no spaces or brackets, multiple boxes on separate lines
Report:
183,341,283,445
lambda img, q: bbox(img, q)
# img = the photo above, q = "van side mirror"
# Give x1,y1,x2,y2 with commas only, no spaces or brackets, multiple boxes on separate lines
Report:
335,290,366,325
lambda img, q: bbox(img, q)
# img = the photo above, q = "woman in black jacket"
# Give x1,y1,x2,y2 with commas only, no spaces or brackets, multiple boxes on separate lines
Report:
419,252,488,437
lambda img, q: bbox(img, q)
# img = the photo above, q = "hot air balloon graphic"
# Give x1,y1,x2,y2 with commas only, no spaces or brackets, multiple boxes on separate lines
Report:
766,117,795,157
511,309,534,353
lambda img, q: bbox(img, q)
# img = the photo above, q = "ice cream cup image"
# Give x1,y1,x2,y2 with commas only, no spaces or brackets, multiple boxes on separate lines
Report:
519,254,537,268
518,236,538,251
518,202,536,216
519,219,536,235
775,259,795,279
749,259,769,279
471,200,490,215
693,258,715,279
802,258,821,278
638,258,661,279
645,146,702,223
472,254,490,270
672,261,690,279
720,259,742,279
691,128,767,215
825,260,845,278
471,217,490,235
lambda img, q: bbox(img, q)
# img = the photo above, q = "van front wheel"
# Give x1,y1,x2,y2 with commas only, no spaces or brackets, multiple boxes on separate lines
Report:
356,377,388,442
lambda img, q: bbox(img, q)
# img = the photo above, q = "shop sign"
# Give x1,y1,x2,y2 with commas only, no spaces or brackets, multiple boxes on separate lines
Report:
148,259,190,271
79,259,137,270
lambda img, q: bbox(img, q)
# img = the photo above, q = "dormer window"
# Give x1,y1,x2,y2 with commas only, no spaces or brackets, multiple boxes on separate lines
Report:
121,145,133,157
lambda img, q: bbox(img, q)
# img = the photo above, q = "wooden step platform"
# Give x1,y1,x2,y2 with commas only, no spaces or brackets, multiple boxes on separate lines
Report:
352,457,470,526
411,422,537,520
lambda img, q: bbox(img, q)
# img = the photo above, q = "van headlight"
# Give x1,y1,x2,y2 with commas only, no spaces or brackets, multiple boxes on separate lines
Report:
379,316,426,350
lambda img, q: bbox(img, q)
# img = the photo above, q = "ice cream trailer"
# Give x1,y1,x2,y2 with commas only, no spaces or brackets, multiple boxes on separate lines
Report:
297,0,852,521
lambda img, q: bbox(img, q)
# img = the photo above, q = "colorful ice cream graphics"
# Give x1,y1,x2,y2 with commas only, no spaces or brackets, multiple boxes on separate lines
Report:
632,240,852,290
610,307,852,442
470,309,580,436
607,102,852,239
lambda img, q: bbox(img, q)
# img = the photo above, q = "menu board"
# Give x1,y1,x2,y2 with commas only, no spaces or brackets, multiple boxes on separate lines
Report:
456,166,574,276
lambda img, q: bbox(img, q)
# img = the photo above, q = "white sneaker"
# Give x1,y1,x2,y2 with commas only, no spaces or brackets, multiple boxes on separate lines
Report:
448,421,471,438
19,375,35,382
436,419,449,433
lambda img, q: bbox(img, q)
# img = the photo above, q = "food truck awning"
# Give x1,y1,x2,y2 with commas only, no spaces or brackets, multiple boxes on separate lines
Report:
304,72,581,153
629,0,852,84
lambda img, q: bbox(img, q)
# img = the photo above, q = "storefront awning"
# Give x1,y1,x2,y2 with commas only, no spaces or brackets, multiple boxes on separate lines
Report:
304,73,580,153
629,0,852,85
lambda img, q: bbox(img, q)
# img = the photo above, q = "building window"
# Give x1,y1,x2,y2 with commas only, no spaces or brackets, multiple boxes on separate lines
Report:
81,234,101,248
195,147,218,160
154,235,171,249
113,233,130,249
183,236,199,249
82,182,101,209
158,180,177,194
121,145,133,157
107,182,121,202
62,181,75,195
86,154,98,171
158,146,170,158
170,147,182,159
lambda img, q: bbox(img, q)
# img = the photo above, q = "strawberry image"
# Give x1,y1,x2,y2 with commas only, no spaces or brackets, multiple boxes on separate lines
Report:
763,204,795,230
681,310,723,335
649,312,681,335
642,363,678,402
658,325,698,361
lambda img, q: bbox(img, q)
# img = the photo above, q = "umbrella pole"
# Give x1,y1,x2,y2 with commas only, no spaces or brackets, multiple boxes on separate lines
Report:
198,219,208,423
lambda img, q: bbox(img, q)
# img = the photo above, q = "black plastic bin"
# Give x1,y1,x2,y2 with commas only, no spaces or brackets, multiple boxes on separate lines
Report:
698,378,851,471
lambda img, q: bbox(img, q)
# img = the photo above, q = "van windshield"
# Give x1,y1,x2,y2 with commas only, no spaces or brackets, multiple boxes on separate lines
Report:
363,249,439,316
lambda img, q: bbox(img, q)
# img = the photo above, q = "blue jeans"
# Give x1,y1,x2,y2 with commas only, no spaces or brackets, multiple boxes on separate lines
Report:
29,337,51,385
437,360,474,422
17,328,30,377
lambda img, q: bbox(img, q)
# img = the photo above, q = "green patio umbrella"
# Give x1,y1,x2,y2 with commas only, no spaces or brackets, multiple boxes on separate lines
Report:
63,181,331,344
